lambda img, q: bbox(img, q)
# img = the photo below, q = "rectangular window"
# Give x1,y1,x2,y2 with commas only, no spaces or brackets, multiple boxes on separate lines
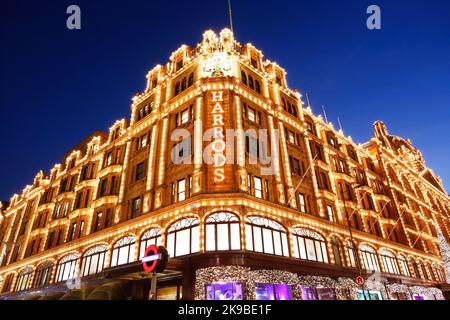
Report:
326,205,334,222
288,131,295,144
180,109,189,125
110,176,117,195
131,197,141,218
291,157,301,176
94,212,103,232
247,107,256,122
264,180,269,200
99,178,107,197
320,172,329,190
70,223,77,241
83,189,90,208
298,194,306,212
135,161,146,181
105,209,113,228
75,192,83,209
177,179,186,201
105,151,113,167
80,165,88,181
254,177,263,199
79,220,85,238
63,202,69,217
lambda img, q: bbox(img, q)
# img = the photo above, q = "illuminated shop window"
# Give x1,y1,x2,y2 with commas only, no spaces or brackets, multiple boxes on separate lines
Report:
380,249,400,275
166,218,200,257
245,216,289,257
33,261,53,288
139,228,162,259
359,244,380,271
206,282,243,300
111,236,136,267
358,290,383,300
292,228,328,263
56,253,79,282
14,267,33,292
205,212,241,251
301,286,336,300
82,244,108,276
255,283,292,300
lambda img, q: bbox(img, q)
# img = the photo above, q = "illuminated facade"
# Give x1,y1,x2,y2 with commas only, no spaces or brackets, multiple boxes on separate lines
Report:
0,29,449,300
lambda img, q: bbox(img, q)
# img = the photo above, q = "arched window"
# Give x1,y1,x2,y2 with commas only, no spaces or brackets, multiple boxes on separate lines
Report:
434,264,446,283
417,260,428,280
245,216,289,256
380,249,400,274
330,237,344,266
111,236,136,267
425,262,436,281
359,244,380,271
1,273,14,293
15,267,33,292
397,254,410,277
241,71,247,85
139,228,162,259
181,77,187,91
345,240,357,267
56,253,79,282
188,72,194,87
248,75,254,90
292,228,328,263
33,261,53,288
205,212,240,251
409,257,421,278
82,244,108,276
166,218,200,257
255,80,261,94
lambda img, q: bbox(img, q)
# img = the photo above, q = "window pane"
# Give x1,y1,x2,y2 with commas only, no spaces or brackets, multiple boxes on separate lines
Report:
217,224,229,250
176,229,190,256
206,224,216,251
191,226,200,253
245,225,253,251
253,226,263,252
167,233,175,257
281,234,289,257
292,237,299,258
305,239,317,261
321,243,328,263
273,231,282,256
230,224,240,250
262,228,274,254
299,238,307,260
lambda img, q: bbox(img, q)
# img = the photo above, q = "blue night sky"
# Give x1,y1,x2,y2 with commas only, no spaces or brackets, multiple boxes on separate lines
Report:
1,0,449,200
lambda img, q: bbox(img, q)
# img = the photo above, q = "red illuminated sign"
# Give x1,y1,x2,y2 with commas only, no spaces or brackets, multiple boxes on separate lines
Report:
354,276,365,286
142,245,168,273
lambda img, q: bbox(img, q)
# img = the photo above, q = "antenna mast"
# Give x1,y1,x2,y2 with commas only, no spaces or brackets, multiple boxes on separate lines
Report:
228,0,234,33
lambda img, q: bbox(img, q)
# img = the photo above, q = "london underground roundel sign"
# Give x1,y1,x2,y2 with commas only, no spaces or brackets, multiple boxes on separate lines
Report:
142,245,168,273
354,276,365,286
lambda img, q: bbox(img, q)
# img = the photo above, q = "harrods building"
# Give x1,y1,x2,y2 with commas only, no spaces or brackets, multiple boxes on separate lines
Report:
1,29,449,300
